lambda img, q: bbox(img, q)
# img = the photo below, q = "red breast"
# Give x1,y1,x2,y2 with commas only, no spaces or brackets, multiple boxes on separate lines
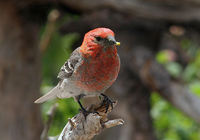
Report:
76,46,120,92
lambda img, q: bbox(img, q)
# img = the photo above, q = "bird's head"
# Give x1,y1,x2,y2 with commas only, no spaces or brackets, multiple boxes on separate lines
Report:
80,28,120,57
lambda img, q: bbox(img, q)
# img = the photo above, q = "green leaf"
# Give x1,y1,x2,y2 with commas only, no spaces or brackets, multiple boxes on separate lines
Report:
183,64,197,82
165,62,183,78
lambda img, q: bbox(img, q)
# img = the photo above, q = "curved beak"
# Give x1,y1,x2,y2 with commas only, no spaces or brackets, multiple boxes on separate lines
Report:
107,35,121,46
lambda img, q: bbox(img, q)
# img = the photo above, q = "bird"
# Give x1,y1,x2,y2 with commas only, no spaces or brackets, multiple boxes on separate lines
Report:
35,27,121,114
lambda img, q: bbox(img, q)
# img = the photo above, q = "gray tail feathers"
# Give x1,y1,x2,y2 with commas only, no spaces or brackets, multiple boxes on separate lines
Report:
34,85,60,103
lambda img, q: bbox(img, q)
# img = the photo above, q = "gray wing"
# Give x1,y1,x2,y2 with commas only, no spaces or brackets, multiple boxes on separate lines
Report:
57,47,82,79
34,47,82,103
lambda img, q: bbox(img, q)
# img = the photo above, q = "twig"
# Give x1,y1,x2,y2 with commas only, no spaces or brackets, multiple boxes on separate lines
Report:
58,100,124,140
41,103,59,140
39,9,60,54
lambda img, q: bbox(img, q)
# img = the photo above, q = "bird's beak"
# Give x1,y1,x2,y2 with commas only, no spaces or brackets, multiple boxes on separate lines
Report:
107,35,121,46
115,42,121,46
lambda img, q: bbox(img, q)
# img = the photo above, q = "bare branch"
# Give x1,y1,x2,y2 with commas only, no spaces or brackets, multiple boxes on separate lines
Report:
41,103,59,140
130,47,200,124
159,81,200,124
39,9,60,54
60,0,200,22
58,101,124,140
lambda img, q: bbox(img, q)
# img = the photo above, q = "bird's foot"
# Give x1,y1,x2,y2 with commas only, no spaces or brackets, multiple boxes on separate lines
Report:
100,93,113,113
79,108,99,119
77,100,99,119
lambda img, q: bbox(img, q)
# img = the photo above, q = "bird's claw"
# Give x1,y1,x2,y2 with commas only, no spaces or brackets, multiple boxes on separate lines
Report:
100,93,113,113
79,108,99,119
77,100,99,119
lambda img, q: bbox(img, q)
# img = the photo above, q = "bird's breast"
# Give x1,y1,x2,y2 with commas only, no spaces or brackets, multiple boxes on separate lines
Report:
75,51,120,93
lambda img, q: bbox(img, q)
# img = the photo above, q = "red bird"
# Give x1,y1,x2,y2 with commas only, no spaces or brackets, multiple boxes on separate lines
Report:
35,28,120,113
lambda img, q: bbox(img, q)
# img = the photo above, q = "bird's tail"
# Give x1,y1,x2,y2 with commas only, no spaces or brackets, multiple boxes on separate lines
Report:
34,85,60,103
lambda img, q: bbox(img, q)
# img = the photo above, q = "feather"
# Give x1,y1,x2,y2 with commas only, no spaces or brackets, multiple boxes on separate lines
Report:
34,85,60,103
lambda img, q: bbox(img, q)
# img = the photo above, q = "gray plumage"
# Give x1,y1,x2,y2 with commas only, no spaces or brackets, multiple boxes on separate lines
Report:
34,47,83,103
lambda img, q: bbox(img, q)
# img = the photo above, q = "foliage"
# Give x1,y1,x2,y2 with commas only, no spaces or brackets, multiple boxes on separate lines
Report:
153,37,200,140
151,93,200,140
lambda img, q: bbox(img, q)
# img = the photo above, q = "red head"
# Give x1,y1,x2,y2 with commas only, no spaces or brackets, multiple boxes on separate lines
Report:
80,28,120,57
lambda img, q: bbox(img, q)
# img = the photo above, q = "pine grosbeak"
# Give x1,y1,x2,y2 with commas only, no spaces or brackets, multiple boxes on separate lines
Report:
35,28,120,113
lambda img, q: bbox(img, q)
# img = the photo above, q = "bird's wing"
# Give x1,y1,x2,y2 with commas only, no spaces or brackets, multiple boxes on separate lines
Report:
57,47,82,79
34,47,82,103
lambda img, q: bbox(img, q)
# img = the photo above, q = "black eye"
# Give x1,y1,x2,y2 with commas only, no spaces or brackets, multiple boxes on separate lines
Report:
96,36,102,41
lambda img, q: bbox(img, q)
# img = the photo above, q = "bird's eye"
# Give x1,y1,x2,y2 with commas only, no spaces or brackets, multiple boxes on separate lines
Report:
96,36,102,41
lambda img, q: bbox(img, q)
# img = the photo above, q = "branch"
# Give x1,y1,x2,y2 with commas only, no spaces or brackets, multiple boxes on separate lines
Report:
126,46,200,124
60,0,200,22
41,103,59,140
39,9,60,54
58,101,124,140
159,81,200,124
